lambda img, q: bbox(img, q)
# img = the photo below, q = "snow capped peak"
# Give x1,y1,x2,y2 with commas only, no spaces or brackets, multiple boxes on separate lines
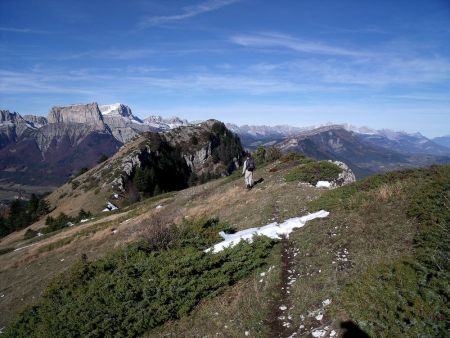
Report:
99,103,131,117
99,103,143,124
340,124,378,135
143,115,190,130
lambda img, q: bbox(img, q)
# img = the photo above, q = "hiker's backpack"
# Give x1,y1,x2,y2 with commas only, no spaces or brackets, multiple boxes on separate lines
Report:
246,158,255,171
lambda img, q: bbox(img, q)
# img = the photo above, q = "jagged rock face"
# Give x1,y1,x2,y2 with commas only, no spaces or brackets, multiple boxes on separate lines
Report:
48,103,105,128
33,123,108,153
102,115,153,144
0,110,34,148
183,143,212,172
99,104,157,143
99,103,134,118
23,115,48,128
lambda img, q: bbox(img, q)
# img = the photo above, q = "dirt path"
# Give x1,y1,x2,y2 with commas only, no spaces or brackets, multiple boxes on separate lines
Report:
268,237,300,338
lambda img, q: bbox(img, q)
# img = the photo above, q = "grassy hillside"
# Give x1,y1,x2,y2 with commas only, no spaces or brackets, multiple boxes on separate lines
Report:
1,158,448,337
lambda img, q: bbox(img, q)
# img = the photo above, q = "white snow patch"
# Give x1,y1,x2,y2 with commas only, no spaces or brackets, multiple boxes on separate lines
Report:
80,219,90,223
316,181,331,188
103,201,118,212
322,299,332,306
14,242,39,251
330,330,336,337
312,329,327,337
279,305,287,311
206,210,329,253
315,313,323,321
37,232,43,237
245,331,250,336
156,205,163,209
260,272,266,277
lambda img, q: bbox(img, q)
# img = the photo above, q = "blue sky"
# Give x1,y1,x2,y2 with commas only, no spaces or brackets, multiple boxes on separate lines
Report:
1,0,449,137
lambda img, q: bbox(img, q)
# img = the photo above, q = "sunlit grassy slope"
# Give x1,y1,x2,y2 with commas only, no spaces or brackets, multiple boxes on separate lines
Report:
1,157,448,337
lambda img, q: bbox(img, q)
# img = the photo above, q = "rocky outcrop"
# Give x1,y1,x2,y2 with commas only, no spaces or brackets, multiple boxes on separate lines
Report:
183,143,212,172
102,120,243,193
329,161,356,187
48,103,105,128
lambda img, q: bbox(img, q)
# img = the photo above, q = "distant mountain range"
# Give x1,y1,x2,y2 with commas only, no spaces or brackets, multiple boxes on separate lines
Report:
229,123,450,177
0,103,191,198
1,102,449,199
432,135,450,148
228,122,450,156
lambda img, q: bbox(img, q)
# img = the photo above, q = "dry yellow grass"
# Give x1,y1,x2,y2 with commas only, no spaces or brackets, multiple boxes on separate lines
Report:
0,161,323,329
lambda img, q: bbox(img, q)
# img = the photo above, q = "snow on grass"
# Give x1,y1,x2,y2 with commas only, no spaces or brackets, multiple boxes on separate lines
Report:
103,201,118,212
206,210,329,253
316,181,331,188
322,299,331,306
312,329,327,337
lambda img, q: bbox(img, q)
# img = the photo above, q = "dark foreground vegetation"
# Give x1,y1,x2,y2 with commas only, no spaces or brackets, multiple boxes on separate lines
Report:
5,218,274,338
311,165,450,337
0,194,49,238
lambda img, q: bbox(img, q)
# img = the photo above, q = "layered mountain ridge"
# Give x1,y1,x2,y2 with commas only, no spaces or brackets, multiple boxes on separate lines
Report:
1,102,449,199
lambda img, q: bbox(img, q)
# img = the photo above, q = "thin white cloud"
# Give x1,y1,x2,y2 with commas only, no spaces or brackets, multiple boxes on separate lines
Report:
231,32,364,57
0,69,94,95
53,48,155,61
0,26,49,34
138,0,240,28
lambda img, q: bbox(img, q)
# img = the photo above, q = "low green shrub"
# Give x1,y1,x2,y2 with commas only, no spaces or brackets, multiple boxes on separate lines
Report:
42,210,92,234
6,218,275,338
0,247,14,256
318,165,450,337
285,160,342,185
23,229,38,240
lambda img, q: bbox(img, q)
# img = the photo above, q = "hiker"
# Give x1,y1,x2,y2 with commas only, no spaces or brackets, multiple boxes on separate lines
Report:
242,155,255,189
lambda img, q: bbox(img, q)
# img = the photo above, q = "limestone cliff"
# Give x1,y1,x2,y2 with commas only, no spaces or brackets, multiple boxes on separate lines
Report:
48,103,105,128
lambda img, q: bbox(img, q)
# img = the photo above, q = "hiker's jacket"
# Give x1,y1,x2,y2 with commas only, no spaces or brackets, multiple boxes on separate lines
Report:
243,159,249,174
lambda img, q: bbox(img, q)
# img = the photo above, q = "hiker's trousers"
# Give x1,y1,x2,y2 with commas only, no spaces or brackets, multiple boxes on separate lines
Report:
244,170,253,186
